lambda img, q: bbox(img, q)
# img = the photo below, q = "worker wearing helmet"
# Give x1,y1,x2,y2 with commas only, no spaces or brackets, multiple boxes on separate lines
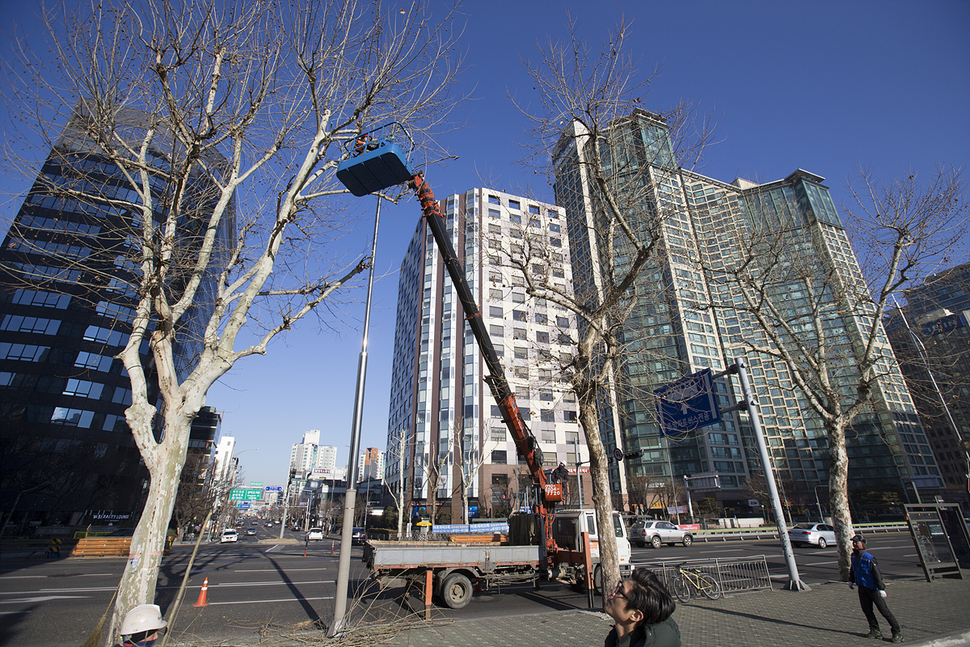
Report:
117,604,168,647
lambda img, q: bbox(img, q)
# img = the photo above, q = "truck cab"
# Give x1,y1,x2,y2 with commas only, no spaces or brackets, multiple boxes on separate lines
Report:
551,509,633,588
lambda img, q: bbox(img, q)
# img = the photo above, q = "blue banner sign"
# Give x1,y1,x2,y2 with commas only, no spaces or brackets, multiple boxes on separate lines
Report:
432,522,509,534
654,368,722,435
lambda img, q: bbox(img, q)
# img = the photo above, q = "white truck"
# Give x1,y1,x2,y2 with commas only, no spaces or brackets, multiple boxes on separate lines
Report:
362,509,633,609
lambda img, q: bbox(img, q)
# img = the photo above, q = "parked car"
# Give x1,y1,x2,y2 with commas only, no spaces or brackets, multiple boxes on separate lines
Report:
245,527,258,536
788,523,837,548
307,527,324,541
630,520,693,548
220,529,238,543
352,527,366,545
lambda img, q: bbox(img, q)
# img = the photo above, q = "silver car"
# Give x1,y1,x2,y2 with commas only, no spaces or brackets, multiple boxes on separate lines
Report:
630,520,693,548
788,523,837,548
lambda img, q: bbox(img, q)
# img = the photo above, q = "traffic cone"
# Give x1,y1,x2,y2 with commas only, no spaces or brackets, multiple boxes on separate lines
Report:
193,577,209,607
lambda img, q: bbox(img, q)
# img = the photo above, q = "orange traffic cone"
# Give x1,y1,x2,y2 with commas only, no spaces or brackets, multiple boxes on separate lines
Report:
193,577,209,607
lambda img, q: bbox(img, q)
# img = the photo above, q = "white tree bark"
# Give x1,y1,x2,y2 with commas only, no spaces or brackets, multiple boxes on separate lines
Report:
3,2,463,643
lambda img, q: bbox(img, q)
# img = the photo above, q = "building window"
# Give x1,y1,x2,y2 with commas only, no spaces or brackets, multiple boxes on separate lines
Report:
510,214,522,224
564,410,578,422
488,195,500,205
539,390,554,401
512,310,527,322
491,450,507,464
556,316,569,328
513,327,527,340
514,347,528,360
540,409,555,422
549,223,561,233
550,237,562,248
536,331,549,344
489,306,503,318
488,208,500,218
509,199,520,210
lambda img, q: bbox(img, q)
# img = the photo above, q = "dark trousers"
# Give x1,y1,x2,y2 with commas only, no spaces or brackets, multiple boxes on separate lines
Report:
858,586,900,634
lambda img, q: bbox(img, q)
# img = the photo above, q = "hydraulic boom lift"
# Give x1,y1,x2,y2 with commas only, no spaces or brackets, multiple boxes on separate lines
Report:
335,124,564,565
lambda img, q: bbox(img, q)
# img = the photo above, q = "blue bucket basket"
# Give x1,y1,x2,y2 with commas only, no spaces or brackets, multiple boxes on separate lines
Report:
335,123,415,196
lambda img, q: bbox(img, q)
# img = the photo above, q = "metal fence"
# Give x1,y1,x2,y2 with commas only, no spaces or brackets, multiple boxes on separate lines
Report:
636,556,773,595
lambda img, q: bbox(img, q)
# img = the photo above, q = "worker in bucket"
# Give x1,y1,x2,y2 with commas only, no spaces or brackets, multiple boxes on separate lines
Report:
117,604,168,647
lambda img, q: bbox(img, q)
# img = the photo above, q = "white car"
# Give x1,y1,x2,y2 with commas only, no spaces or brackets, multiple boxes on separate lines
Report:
220,529,238,543
307,527,324,541
788,523,837,548
630,520,693,548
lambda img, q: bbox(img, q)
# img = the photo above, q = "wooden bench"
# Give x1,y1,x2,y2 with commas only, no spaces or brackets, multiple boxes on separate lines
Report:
71,537,131,557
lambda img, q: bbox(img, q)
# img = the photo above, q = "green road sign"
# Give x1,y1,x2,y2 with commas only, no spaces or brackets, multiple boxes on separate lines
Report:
229,488,263,501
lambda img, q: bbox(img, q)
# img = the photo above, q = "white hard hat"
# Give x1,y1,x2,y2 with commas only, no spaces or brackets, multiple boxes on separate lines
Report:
119,604,168,635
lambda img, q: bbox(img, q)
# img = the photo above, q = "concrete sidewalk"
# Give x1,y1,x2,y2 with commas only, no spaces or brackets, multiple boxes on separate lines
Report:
375,578,970,647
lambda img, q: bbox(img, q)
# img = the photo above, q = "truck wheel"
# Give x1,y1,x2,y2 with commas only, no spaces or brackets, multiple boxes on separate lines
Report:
651,535,662,549
441,573,473,610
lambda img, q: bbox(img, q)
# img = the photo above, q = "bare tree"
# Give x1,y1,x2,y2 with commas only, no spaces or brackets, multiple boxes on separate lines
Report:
512,18,715,599
705,166,967,579
382,428,411,539
451,417,491,524
2,1,461,640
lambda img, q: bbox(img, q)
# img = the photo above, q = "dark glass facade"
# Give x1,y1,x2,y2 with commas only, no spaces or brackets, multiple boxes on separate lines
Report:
0,110,234,529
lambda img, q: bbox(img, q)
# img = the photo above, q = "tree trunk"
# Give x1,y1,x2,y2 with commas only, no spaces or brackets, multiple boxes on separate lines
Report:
575,366,619,606
104,415,191,646
827,419,854,581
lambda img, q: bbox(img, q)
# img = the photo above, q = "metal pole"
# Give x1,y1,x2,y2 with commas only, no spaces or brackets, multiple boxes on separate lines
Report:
814,485,825,522
735,356,808,591
574,437,584,507
684,476,694,523
665,435,678,523
331,196,382,635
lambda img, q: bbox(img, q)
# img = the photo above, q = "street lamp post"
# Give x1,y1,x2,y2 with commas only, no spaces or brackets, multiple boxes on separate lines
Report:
332,196,382,636
814,484,827,522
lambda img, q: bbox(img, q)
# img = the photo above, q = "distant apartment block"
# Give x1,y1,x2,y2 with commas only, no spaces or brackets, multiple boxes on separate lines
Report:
358,447,385,482
386,188,587,520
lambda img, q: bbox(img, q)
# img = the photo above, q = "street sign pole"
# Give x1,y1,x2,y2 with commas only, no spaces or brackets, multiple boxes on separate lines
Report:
734,356,808,591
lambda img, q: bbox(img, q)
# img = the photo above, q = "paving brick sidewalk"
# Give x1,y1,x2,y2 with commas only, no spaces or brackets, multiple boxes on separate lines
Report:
378,578,970,647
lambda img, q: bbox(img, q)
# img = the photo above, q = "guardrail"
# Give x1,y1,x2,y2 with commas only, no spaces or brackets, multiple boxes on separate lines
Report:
690,523,908,543
637,556,773,595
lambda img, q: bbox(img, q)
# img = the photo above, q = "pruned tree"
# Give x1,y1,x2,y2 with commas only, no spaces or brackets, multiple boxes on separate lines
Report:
382,427,411,539
704,165,967,579
451,416,491,524
512,18,716,600
2,1,461,641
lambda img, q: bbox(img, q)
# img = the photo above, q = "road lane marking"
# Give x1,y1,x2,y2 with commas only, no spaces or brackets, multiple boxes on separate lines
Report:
208,596,334,606
1,595,88,604
236,568,330,573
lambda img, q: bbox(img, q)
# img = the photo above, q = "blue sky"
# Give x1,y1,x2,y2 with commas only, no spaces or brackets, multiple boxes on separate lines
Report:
2,0,968,486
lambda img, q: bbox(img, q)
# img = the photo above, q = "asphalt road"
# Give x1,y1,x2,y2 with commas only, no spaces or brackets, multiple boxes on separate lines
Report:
0,529,922,647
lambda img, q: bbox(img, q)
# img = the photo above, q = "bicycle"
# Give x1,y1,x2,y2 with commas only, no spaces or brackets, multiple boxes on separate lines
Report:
672,563,721,602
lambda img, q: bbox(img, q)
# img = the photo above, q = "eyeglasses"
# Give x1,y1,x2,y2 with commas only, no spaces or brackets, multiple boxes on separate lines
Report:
610,581,628,600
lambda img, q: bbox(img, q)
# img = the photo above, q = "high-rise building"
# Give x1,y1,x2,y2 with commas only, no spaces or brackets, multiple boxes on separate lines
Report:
358,447,385,482
0,108,235,527
885,262,970,493
386,188,587,521
553,109,941,513
212,436,236,484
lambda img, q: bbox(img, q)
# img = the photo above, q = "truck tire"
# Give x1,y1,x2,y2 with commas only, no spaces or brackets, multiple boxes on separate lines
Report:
441,573,473,610
650,535,662,549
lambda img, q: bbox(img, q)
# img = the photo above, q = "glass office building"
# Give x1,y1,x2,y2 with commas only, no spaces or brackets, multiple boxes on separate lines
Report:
552,109,941,515
0,108,234,528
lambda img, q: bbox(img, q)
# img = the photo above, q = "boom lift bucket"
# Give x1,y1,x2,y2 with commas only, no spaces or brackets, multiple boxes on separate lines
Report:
335,122,415,196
